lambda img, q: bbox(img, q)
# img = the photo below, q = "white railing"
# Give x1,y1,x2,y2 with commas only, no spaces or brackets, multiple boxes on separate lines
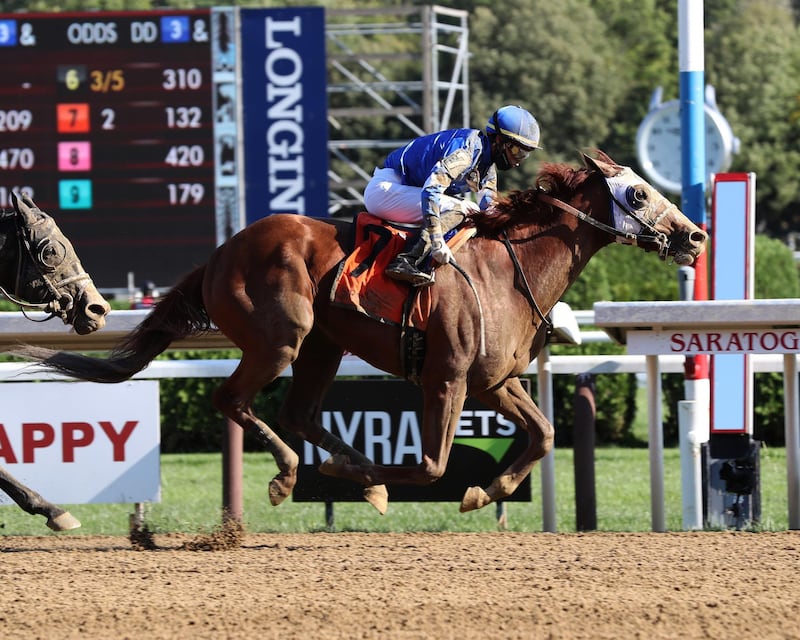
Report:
0,309,791,532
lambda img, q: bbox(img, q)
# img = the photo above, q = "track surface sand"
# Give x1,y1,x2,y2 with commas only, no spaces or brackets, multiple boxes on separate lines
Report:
1,531,799,639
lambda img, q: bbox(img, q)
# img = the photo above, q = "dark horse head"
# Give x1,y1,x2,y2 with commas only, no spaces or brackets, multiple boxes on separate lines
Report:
0,192,110,334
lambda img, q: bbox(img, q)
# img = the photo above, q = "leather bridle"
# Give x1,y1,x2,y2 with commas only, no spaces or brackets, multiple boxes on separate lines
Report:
501,176,673,330
0,209,91,323
538,188,671,259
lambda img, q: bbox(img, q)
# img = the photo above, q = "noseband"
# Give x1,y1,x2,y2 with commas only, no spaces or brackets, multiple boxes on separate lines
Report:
0,210,91,322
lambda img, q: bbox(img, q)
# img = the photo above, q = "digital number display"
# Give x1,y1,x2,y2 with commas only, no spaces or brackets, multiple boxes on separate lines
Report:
0,10,221,289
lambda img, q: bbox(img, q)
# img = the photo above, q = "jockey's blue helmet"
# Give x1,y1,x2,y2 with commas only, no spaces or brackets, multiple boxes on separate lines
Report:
486,105,541,150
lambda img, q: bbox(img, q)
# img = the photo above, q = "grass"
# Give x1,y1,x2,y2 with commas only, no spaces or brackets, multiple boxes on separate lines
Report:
0,446,791,536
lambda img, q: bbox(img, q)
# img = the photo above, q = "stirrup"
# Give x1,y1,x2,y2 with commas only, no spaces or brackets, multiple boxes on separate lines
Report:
385,258,435,287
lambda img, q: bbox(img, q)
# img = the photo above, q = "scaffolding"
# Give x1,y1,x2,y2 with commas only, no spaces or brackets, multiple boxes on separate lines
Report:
325,6,470,216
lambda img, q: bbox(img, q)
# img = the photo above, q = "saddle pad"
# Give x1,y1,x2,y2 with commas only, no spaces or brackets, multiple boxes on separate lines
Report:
330,212,474,328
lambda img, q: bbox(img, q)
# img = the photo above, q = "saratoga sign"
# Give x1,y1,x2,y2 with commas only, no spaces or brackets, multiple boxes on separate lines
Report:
626,328,800,355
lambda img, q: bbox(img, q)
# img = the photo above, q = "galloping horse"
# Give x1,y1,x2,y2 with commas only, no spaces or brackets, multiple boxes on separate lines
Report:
13,152,706,514
1,192,110,530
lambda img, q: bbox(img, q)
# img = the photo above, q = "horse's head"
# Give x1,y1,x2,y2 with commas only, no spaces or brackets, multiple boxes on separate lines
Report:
582,152,707,266
7,192,110,334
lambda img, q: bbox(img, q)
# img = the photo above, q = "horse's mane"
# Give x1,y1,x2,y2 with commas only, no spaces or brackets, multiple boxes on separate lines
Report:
469,160,593,236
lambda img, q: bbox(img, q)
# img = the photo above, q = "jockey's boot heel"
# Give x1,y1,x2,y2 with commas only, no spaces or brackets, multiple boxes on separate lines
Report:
385,254,434,287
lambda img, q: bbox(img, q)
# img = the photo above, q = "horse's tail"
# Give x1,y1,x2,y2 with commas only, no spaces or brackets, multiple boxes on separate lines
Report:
13,265,210,383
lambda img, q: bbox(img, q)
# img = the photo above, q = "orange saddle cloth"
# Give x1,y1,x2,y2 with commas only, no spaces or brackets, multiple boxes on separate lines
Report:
330,212,474,329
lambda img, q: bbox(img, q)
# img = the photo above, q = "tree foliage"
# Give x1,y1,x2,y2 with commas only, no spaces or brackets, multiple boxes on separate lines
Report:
706,0,800,240
12,0,800,240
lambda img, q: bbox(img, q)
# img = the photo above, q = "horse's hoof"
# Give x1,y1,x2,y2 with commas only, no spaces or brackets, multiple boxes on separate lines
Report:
47,511,81,531
268,481,288,506
319,454,350,477
364,484,388,515
268,472,296,507
459,486,492,513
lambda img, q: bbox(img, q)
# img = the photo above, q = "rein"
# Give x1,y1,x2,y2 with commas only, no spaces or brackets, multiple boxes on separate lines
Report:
500,231,552,333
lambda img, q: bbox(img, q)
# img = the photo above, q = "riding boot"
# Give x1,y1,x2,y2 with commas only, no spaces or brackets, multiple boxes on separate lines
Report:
385,230,434,287
385,209,466,287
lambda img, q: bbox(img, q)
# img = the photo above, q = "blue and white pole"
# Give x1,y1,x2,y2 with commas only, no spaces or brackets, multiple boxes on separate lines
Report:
679,0,709,337
679,0,706,228
679,0,710,529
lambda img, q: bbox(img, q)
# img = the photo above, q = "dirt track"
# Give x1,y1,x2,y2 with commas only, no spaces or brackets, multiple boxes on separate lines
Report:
1,531,799,639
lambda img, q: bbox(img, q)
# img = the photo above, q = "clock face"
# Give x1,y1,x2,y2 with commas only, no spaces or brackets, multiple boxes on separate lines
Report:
635,101,732,194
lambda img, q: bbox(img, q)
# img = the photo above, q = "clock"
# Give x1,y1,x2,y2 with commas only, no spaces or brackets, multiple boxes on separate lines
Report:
635,86,738,194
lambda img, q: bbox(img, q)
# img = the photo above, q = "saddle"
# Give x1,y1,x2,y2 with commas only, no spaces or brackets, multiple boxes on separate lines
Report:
330,212,474,330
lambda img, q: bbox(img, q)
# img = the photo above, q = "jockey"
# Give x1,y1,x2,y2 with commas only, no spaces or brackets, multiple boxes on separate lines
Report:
363,105,541,286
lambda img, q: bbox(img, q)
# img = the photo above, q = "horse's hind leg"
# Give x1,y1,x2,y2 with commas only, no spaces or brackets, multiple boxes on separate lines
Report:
280,328,389,514
213,353,300,506
207,253,316,505
0,467,81,531
460,376,554,511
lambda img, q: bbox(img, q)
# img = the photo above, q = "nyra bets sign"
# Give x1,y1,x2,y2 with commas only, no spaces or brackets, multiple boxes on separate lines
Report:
292,379,531,502
0,381,160,504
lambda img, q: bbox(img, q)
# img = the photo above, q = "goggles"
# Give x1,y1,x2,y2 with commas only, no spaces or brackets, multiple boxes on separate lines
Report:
505,141,534,163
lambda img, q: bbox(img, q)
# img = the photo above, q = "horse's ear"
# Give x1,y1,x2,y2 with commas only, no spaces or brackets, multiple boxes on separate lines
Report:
582,151,618,177
11,192,39,225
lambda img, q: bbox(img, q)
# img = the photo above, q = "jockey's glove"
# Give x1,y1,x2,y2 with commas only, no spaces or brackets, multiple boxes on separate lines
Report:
430,233,454,264
425,215,454,265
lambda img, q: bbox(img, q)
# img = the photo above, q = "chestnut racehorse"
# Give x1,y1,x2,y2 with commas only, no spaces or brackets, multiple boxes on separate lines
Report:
13,153,706,514
1,192,110,530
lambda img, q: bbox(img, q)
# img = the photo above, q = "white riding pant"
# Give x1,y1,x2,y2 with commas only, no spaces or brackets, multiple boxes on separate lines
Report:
363,167,476,224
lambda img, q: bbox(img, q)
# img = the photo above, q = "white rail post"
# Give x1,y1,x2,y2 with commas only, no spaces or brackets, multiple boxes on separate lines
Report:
678,400,705,529
537,349,557,532
647,354,666,532
783,353,800,529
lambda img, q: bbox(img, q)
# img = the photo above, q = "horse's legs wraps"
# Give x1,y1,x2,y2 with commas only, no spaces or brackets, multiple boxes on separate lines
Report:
0,467,81,531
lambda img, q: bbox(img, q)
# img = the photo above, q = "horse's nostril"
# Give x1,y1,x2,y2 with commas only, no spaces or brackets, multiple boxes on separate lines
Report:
691,231,708,244
88,302,110,318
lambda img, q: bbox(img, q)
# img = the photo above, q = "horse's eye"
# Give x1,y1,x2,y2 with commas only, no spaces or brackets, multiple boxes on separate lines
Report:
626,185,649,208
38,240,67,269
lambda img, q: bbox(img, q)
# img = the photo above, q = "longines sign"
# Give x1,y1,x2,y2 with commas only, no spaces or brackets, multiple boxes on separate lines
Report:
292,379,532,503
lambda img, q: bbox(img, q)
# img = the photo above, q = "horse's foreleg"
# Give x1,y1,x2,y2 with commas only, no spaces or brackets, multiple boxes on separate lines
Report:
461,377,553,512
0,466,81,531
